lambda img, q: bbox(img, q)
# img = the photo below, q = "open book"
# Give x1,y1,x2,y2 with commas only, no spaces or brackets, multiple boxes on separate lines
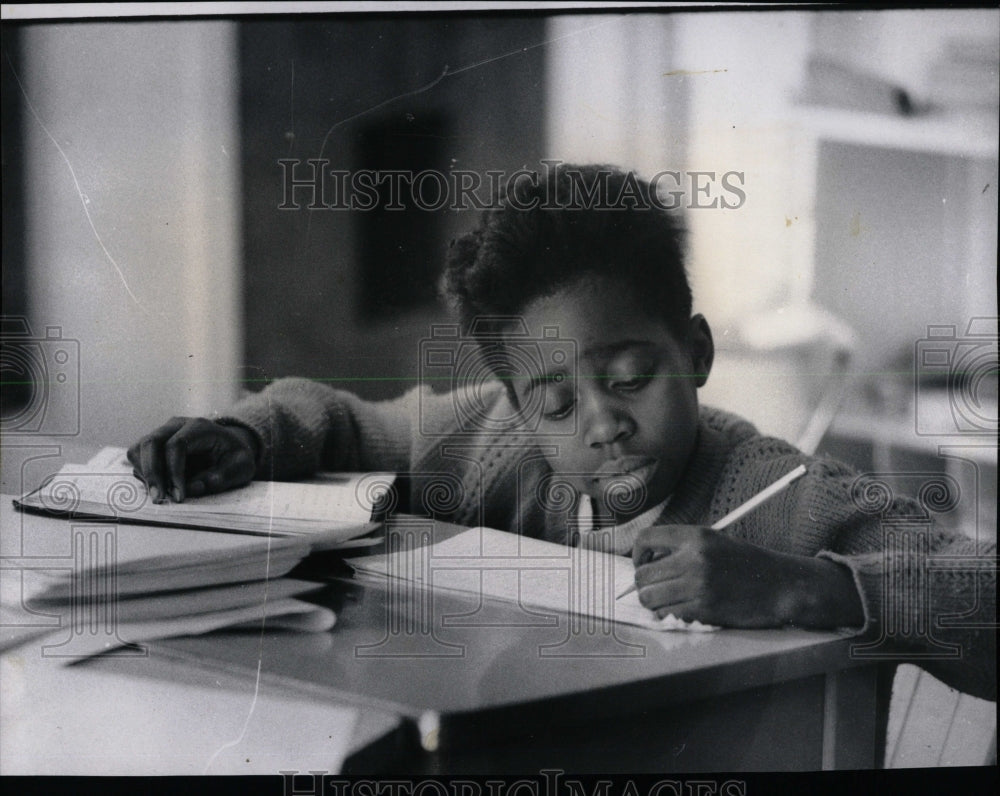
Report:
1,488,335,659
1,579,337,660
14,447,394,548
346,526,717,632
4,447,385,658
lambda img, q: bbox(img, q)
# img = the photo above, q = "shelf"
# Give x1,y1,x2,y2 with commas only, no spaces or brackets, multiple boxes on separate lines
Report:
794,105,999,160
827,387,999,466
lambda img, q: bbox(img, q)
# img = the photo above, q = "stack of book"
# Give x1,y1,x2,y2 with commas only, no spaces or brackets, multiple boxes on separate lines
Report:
2,448,393,659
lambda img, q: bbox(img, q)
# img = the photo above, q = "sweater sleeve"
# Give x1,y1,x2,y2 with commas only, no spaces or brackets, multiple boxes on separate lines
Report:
715,438,996,700
215,377,420,481
811,466,997,702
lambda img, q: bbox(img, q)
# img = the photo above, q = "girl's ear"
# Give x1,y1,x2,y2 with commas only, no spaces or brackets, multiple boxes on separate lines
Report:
688,314,714,388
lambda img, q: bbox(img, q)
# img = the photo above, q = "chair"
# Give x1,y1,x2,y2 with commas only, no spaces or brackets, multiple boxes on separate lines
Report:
884,664,997,767
698,301,858,454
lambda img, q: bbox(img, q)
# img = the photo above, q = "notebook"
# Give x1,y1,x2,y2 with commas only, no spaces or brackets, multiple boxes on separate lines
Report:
346,526,718,632
2,443,381,658
14,447,393,548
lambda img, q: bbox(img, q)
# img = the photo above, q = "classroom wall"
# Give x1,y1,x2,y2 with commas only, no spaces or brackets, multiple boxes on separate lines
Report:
675,11,815,331
237,17,547,402
806,10,999,375
15,21,242,447
544,14,686,177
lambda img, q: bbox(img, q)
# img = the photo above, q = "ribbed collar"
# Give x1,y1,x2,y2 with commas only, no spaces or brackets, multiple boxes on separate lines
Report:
574,494,671,555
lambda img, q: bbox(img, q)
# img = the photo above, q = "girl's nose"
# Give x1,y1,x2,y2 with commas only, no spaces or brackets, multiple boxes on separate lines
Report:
582,398,635,449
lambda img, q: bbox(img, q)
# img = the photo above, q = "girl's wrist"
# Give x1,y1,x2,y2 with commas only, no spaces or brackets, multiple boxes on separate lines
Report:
218,421,262,474
774,554,865,629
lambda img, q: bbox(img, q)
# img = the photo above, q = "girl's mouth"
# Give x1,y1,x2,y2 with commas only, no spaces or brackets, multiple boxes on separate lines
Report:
590,457,659,486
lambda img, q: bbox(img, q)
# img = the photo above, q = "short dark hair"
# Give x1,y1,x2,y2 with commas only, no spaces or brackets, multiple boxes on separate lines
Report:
440,164,692,341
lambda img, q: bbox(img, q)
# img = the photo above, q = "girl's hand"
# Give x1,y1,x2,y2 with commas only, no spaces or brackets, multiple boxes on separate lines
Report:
127,417,258,504
632,524,865,629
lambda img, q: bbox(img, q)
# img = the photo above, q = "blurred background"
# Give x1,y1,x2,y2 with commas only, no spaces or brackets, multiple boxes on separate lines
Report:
2,8,997,499
1,6,997,766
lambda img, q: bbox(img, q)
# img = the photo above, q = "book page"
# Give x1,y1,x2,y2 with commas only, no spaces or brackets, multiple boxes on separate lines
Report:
25,577,323,622
20,447,393,537
1,496,312,606
2,597,336,663
14,546,308,602
349,527,717,632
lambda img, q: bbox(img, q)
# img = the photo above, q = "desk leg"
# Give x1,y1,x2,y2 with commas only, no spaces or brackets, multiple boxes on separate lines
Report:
822,665,881,769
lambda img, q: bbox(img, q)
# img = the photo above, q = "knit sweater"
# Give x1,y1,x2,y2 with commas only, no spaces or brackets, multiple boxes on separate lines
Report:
221,377,996,700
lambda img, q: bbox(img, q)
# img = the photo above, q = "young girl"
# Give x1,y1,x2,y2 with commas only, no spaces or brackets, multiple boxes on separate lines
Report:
129,164,995,701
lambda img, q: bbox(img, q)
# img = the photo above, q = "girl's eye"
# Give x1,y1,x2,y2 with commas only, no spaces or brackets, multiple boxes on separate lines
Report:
606,357,655,394
542,397,575,421
611,376,648,393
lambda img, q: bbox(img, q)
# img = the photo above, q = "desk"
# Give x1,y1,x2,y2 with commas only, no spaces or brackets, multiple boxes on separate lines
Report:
0,441,408,776
0,509,409,776
1,517,884,776
1,444,885,774
155,533,885,774
0,632,406,775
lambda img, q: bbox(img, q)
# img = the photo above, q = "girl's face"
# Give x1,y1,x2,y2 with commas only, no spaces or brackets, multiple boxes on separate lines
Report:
509,274,714,521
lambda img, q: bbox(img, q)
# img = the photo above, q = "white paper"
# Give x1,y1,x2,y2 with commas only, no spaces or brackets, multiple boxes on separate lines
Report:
349,527,717,632
21,447,392,538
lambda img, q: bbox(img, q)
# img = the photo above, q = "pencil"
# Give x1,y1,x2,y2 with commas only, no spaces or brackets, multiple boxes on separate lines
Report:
616,463,808,599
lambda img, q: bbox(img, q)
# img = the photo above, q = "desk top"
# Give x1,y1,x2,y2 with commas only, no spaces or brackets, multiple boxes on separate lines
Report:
0,637,404,775
154,546,863,753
